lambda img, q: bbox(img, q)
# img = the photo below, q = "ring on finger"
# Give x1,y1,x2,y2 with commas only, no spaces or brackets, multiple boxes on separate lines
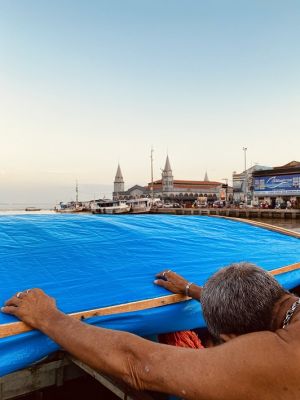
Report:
16,292,22,298
25,289,31,294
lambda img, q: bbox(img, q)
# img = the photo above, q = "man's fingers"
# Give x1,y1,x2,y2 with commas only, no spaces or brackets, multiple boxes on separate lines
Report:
156,270,171,279
156,270,175,280
4,296,22,307
1,305,18,315
154,279,173,290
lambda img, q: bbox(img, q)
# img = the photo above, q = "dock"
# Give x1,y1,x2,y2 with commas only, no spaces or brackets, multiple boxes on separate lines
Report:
151,208,300,220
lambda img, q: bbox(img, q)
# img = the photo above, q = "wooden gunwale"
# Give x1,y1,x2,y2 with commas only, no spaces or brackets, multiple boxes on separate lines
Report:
211,215,300,239
0,294,190,339
0,217,299,339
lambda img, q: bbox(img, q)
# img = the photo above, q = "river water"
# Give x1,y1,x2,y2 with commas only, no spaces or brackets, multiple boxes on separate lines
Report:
248,218,300,233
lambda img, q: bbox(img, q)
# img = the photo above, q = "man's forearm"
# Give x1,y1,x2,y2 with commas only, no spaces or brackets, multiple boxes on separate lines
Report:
39,309,153,387
37,309,209,398
188,284,202,300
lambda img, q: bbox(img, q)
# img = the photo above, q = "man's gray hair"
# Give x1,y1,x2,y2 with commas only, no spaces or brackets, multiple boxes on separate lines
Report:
201,262,286,339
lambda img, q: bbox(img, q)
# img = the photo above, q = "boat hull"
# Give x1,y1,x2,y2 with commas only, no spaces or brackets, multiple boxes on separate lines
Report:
0,215,299,376
92,206,130,214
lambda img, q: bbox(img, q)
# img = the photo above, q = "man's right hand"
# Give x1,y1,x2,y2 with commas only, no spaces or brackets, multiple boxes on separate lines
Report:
154,270,189,294
155,270,202,300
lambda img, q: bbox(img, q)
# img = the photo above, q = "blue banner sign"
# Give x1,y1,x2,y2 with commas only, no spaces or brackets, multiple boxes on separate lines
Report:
254,174,300,195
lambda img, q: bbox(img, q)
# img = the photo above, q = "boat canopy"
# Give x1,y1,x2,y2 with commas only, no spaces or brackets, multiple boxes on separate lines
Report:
0,214,299,376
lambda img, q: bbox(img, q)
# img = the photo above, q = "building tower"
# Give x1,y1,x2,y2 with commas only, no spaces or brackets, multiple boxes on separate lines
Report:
114,164,124,196
162,155,174,192
204,171,209,181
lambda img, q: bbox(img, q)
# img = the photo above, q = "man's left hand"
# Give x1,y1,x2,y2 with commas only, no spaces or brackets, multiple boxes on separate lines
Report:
2,288,58,330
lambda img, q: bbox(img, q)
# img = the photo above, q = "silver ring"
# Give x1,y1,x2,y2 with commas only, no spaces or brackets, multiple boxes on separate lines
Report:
25,289,31,294
16,292,22,298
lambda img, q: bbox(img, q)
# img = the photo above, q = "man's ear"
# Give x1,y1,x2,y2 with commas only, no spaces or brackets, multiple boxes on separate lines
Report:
219,333,238,342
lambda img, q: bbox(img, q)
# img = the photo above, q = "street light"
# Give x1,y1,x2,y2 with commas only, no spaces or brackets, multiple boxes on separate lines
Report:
222,178,228,202
242,147,248,203
242,147,247,172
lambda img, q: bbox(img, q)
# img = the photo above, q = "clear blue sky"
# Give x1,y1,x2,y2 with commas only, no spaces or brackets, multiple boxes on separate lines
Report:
0,1,299,203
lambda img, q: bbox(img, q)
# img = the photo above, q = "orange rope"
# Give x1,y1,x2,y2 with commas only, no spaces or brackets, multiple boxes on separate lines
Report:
158,330,204,349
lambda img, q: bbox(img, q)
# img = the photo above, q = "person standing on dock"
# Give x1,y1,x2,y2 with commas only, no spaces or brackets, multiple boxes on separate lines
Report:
3,263,300,400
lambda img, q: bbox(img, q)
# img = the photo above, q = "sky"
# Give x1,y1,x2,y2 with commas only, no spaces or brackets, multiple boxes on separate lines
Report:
0,0,299,204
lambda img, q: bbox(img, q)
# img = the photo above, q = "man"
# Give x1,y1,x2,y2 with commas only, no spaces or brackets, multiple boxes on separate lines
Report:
155,262,290,342
2,262,300,399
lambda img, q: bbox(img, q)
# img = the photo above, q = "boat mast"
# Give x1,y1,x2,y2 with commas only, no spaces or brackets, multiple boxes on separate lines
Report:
76,180,79,205
151,147,154,200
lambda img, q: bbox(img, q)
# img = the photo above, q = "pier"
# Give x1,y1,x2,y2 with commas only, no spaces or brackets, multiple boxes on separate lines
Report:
151,208,300,220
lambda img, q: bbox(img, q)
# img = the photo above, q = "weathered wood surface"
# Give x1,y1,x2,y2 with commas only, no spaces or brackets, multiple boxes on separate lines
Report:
0,294,189,339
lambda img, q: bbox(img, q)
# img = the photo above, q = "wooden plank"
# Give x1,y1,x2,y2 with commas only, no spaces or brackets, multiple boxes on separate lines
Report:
270,262,300,276
0,358,81,400
0,293,189,339
69,356,155,400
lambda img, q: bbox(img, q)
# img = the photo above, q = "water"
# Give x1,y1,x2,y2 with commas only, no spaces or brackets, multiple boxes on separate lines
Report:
0,203,53,211
250,218,300,233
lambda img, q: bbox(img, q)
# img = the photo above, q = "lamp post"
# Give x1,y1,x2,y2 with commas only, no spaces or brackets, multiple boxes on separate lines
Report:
222,178,228,202
150,147,154,201
242,147,247,203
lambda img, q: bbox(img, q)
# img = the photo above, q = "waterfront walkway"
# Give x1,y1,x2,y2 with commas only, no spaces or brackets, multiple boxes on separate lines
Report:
151,208,300,220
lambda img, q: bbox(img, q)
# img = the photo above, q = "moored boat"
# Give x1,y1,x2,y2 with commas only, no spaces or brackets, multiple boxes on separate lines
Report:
25,207,42,212
127,198,152,214
54,202,85,213
91,199,130,214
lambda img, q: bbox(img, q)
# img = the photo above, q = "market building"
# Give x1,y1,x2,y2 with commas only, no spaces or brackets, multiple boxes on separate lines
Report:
232,165,271,204
113,156,232,203
252,161,300,208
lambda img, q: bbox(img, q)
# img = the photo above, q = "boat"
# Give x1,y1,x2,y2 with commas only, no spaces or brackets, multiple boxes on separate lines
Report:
0,215,299,377
91,199,130,214
127,198,152,214
54,182,88,213
25,207,42,212
54,202,85,213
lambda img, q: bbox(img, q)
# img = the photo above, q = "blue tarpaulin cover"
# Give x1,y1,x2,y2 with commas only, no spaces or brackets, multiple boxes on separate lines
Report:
0,214,299,376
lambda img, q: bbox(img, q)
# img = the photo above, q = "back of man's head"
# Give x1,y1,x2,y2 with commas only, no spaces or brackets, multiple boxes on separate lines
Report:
201,262,286,340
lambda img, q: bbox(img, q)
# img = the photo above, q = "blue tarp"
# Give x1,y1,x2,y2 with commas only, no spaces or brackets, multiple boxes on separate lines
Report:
0,214,299,376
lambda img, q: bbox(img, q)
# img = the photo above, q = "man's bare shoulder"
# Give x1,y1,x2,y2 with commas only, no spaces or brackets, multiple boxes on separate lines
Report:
276,319,300,350
159,327,300,400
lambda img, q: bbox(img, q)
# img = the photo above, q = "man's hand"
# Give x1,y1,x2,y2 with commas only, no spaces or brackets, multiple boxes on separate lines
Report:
155,270,202,300
154,270,189,294
1,288,59,330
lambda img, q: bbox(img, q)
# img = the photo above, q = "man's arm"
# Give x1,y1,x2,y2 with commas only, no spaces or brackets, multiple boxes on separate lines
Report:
155,270,202,300
2,289,298,400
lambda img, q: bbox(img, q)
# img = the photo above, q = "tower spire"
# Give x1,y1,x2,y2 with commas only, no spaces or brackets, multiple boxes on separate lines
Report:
115,164,124,181
113,164,124,198
204,171,209,181
164,155,172,172
162,155,174,192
